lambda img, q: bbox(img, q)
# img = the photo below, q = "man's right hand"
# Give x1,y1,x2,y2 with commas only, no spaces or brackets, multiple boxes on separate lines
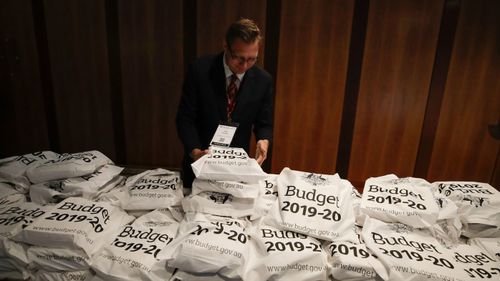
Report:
190,148,209,161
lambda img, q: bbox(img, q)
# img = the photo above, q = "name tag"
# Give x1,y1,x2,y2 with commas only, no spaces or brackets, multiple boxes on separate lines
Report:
210,122,239,147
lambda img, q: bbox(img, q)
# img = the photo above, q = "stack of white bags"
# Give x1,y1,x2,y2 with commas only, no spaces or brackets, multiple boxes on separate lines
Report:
0,147,499,281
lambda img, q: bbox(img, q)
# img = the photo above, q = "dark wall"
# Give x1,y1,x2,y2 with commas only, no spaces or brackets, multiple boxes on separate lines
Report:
1,0,499,189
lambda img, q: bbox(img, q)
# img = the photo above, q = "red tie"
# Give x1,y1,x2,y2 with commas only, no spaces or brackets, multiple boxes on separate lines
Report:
227,74,238,121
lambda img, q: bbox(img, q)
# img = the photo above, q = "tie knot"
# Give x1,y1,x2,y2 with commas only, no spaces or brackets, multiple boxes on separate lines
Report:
231,73,238,82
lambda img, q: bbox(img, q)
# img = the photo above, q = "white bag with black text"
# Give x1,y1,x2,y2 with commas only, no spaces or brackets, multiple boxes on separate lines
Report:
325,240,388,281
360,175,440,228
14,197,134,258
428,193,462,247
27,246,91,272
31,269,95,281
0,201,50,240
244,222,328,281
191,147,268,183
182,191,256,218
26,151,112,184
0,183,26,211
0,201,50,280
433,181,500,238
95,182,130,209
91,209,180,281
29,164,124,204
124,168,183,211
450,243,500,280
272,168,357,242
158,213,249,279
250,175,279,220
468,237,500,262
192,179,260,199
0,151,60,192
361,217,495,281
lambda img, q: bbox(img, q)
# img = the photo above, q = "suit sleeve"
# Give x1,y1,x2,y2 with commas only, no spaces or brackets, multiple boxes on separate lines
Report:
253,77,274,143
176,63,202,153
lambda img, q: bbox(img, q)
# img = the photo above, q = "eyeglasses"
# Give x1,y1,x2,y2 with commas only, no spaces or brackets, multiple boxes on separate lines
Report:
228,47,258,64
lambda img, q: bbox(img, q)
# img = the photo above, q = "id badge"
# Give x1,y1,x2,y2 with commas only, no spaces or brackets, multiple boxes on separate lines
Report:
210,122,239,147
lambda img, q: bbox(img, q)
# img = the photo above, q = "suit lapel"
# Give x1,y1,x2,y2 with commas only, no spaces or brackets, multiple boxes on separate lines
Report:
209,53,228,121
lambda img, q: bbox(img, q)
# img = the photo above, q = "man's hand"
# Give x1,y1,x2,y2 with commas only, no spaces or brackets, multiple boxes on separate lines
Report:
255,139,269,165
190,148,209,161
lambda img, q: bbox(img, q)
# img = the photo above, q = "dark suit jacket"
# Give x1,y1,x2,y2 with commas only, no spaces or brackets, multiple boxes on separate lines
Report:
176,53,274,187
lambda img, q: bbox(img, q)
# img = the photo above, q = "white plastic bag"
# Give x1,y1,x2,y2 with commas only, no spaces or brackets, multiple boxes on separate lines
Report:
124,168,183,211
349,186,365,226
0,205,34,279
0,201,49,275
360,175,440,228
27,246,91,272
0,201,50,239
95,181,130,208
0,237,30,280
451,243,500,279
31,269,95,281
428,193,462,247
0,181,25,202
0,151,60,192
272,168,357,242
26,150,112,184
191,147,268,183
29,165,124,204
0,258,32,280
362,217,481,281
192,179,260,199
434,181,500,238
468,237,500,262
0,236,30,266
158,213,249,279
325,240,388,280
182,191,256,218
244,222,328,281
0,183,26,211
14,197,134,257
250,175,279,220
91,209,180,281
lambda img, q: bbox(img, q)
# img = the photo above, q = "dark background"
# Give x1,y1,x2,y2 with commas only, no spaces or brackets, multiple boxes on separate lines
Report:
1,0,499,190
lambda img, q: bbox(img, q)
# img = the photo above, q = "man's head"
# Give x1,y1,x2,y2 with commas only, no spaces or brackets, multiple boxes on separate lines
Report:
224,18,261,74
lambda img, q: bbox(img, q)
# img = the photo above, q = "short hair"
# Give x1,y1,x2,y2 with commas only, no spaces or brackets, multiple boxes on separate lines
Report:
225,18,262,46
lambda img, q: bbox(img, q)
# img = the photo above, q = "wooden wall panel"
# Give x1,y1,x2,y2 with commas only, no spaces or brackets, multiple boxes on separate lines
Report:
0,0,49,157
196,0,267,61
427,0,500,183
119,0,184,167
1,0,499,186
272,0,354,174
43,0,116,160
348,0,443,183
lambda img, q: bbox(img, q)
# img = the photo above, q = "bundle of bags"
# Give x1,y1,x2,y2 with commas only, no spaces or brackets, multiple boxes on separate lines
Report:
0,147,499,281
0,150,184,280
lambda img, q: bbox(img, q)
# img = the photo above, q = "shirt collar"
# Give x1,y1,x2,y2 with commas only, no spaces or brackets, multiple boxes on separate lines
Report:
223,52,245,81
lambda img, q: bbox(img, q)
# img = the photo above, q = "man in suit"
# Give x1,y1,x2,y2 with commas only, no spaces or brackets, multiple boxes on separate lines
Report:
176,18,274,188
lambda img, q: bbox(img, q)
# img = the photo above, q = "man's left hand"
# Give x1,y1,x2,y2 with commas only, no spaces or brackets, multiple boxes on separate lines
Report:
255,139,269,165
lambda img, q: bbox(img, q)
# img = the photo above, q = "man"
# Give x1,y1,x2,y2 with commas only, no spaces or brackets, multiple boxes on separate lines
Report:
176,18,274,188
